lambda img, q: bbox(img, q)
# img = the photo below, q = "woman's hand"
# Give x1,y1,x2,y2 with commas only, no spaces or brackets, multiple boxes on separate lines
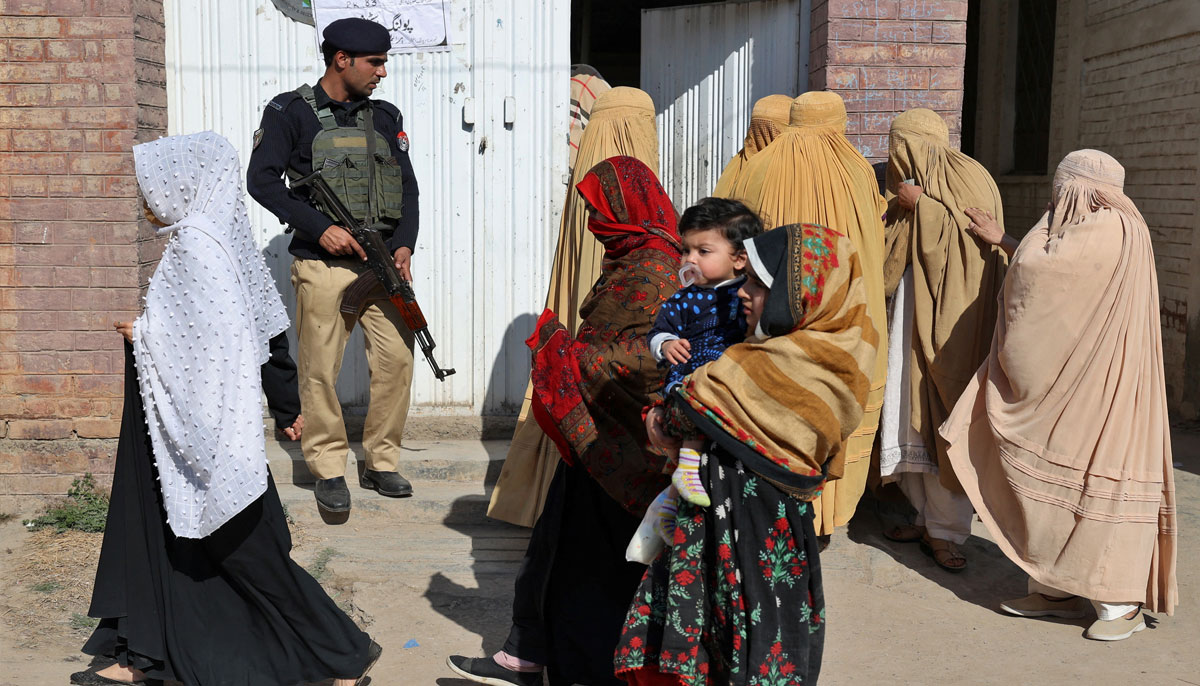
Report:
281,414,304,441
113,321,134,343
965,207,1019,258
897,182,923,210
662,338,692,365
645,407,682,452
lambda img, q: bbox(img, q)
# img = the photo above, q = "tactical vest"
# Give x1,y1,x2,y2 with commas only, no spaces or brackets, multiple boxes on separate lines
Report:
291,84,405,225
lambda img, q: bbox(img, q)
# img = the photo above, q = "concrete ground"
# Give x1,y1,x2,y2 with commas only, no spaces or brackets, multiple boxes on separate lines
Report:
2,431,1198,685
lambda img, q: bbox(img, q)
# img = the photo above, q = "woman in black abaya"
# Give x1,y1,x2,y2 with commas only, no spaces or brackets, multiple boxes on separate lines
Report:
71,132,378,686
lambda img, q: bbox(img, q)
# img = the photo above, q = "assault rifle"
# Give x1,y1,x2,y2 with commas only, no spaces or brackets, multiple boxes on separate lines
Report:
291,169,456,381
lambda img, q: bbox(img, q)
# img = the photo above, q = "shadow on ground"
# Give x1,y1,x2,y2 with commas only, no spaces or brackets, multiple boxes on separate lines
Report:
845,486,1027,613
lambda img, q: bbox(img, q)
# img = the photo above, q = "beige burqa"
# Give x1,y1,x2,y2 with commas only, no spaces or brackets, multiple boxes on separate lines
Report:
730,91,887,535
881,109,1007,490
941,150,1177,613
711,94,792,198
488,87,660,527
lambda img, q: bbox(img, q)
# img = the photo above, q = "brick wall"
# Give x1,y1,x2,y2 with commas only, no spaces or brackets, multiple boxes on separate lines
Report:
809,0,968,160
975,0,1200,414
0,0,165,500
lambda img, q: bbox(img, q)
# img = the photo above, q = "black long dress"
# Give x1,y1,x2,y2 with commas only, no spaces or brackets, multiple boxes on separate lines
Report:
82,336,373,685
502,461,649,686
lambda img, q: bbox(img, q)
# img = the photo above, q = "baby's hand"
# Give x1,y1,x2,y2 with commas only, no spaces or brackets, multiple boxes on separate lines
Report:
662,338,692,365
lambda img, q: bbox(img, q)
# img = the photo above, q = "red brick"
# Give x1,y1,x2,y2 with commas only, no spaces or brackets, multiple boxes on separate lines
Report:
896,88,962,110
63,16,129,38
898,0,967,21
10,129,52,151
6,39,45,61
896,43,964,66
8,288,74,311
68,197,136,221
0,374,71,395
829,19,862,40
74,417,121,438
73,287,135,312
0,107,65,129
17,243,138,267
45,39,83,60
863,19,933,42
7,419,73,440
851,134,890,159
53,267,91,287
931,20,967,43
0,62,62,83
0,450,19,473
827,66,863,89
0,152,66,174
9,176,47,196
93,0,134,15
863,66,930,89
20,446,90,474
8,330,74,352
929,67,963,90
74,374,122,396
68,152,133,175
828,0,899,20
0,17,63,38
0,353,18,372
63,60,134,82
65,107,134,129
862,112,896,134
5,198,69,221
0,472,79,496
51,225,99,245
0,0,88,14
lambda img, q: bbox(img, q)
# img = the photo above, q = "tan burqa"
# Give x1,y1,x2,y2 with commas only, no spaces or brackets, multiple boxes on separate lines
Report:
941,150,1177,613
730,91,887,535
882,109,1007,490
711,94,792,198
488,87,660,527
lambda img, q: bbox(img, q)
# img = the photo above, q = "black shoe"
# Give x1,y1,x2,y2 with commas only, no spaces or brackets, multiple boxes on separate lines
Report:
446,655,543,686
354,640,383,686
360,469,413,497
69,669,146,685
315,476,351,513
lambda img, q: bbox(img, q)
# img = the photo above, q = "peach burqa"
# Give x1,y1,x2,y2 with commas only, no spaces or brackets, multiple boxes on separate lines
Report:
940,150,1177,612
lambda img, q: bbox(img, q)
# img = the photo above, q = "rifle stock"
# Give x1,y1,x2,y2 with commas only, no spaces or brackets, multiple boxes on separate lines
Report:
291,169,455,381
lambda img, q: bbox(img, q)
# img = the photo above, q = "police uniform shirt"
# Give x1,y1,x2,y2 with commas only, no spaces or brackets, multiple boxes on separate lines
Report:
247,82,420,261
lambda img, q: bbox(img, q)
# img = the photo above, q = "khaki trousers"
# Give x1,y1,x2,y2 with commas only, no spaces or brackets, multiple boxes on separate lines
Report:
291,257,414,480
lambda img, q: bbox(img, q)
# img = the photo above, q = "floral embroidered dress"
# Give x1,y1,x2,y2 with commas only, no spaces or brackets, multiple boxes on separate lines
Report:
527,155,683,515
614,224,878,686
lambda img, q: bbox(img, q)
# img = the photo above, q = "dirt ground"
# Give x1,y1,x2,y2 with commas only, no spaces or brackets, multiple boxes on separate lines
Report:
2,431,1199,686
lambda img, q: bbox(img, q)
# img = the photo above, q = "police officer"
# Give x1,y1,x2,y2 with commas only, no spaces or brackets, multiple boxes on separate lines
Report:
248,17,418,516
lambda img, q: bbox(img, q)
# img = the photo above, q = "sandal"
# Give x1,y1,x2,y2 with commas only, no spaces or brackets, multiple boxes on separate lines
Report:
883,523,925,543
920,536,967,573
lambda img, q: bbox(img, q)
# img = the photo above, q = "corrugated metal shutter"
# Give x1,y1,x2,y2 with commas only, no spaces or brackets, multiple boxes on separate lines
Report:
164,0,569,416
641,0,809,208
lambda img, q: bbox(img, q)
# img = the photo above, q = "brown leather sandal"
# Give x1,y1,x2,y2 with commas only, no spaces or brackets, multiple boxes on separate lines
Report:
920,536,967,573
883,523,925,543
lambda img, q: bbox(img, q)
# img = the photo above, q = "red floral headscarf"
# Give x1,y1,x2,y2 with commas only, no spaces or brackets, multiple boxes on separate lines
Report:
527,156,683,515
576,155,680,261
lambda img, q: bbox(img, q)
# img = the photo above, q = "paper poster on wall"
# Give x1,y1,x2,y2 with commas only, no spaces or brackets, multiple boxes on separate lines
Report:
313,0,452,54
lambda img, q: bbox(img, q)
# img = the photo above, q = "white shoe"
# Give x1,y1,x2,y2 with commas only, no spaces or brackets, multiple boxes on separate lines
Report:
1085,612,1146,641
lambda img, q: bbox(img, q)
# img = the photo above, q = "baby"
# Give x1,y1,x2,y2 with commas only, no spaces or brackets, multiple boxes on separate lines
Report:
628,198,763,563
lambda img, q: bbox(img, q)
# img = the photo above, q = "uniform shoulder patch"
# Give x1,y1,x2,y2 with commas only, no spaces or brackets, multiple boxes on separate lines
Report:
267,92,302,112
253,127,264,150
396,131,410,153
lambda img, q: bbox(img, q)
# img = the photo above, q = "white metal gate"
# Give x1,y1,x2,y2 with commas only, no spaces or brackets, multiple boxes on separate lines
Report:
164,0,570,417
641,0,809,208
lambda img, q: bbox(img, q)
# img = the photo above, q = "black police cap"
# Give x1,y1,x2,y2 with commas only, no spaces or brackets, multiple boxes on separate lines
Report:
322,17,391,55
